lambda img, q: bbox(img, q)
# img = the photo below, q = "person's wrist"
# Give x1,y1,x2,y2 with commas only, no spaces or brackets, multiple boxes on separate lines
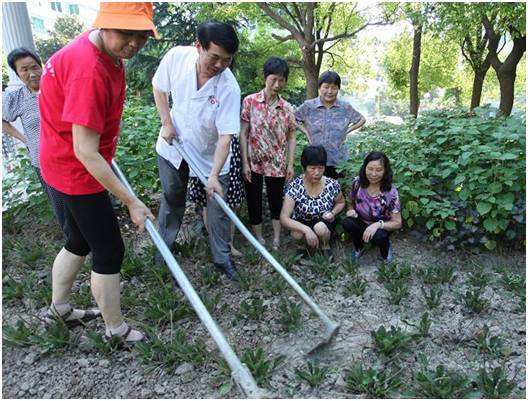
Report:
378,220,384,229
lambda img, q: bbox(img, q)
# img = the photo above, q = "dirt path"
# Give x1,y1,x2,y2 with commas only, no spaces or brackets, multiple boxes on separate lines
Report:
2,209,526,398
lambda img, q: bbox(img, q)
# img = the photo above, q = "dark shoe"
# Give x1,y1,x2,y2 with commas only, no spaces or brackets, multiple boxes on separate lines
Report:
383,243,394,263
214,260,237,280
351,248,365,260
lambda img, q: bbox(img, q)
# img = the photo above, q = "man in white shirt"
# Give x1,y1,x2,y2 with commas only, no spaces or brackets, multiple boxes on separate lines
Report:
152,21,241,279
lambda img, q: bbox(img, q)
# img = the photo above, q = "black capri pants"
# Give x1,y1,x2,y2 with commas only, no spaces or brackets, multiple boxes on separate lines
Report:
342,216,392,258
244,171,285,225
48,186,125,274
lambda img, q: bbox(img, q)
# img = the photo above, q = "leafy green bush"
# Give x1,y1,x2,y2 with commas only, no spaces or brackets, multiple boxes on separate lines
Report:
337,107,525,249
115,96,161,203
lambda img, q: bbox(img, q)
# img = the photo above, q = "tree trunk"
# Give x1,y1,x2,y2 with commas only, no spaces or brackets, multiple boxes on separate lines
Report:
496,72,516,116
495,36,526,116
470,60,490,110
303,49,320,99
409,23,422,117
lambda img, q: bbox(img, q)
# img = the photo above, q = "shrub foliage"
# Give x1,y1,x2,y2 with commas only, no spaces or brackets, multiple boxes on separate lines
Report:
339,107,525,249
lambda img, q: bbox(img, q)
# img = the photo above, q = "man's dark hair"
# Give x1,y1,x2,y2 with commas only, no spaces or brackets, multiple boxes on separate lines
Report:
263,57,289,80
301,145,327,169
318,70,341,88
197,21,239,54
358,151,393,192
7,47,42,75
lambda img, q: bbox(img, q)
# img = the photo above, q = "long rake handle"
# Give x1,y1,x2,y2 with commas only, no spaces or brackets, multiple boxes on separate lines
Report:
171,140,339,335
112,160,265,399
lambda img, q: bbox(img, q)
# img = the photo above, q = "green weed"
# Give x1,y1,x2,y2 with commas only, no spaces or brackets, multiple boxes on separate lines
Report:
278,299,302,332
85,330,123,354
135,327,208,370
238,297,266,320
279,253,302,269
376,262,411,284
414,364,477,398
384,280,409,305
2,319,39,347
417,265,456,285
340,258,359,276
200,290,222,313
468,271,490,288
435,265,456,284
421,286,443,309
2,274,24,301
144,286,193,324
244,248,262,266
13,239,46,267
417,266,438,285
295,361,331,388
371,325,412,356
343,275,367,297
263,274,287,295
463,289,490,314
70,282,94,308
304,253,339,284
199,264,220,288
39,320,72,352
121,246,144,279
234,268,258,291
345,365,401,397
402,312,432,337
473,325,503,356
478,366,516,398
501,272,525,293
241,347,284,386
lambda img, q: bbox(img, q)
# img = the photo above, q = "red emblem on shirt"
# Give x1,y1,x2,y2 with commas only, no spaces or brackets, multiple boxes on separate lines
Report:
208,95,217,105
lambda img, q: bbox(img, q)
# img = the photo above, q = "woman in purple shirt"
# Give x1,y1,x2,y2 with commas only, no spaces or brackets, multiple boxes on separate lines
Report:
342,152,402,262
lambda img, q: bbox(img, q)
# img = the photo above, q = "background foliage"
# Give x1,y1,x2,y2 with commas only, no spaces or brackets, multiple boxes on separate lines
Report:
335,108,525,250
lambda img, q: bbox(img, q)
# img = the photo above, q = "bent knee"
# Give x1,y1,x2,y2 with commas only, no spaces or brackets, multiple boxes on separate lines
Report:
313,222,330,237
291,231,304,241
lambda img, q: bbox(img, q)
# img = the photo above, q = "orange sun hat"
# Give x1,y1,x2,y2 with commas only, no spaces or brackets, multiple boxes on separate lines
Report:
92,2,160,39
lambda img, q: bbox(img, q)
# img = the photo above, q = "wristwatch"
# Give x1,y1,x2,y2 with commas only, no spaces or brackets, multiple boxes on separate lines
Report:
379,220,385,229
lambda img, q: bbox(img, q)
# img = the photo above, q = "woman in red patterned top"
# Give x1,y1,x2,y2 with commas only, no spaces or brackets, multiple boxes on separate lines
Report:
239,57,297,250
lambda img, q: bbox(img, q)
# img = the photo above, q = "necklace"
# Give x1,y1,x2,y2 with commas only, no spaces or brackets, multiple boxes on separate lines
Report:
367,187,381,197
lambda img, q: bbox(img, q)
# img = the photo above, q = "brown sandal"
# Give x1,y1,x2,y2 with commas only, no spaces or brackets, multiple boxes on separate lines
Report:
45,307,101,328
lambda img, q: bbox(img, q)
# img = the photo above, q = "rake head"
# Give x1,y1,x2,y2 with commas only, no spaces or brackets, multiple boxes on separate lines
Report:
306,321,340,355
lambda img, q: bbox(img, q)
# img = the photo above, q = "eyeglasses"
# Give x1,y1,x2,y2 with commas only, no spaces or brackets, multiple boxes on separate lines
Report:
202,48,233,66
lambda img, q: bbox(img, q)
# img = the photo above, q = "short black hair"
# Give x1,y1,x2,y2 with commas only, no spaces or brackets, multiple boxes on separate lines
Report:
197,21,239,55
7,47,42,76
301,145,327,169
358,151,393,192
318,70,341,88
263,57,289,80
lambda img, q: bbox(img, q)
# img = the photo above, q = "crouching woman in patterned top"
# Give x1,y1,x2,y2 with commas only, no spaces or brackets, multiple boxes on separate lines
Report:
342,151,402,263
280,145,345,256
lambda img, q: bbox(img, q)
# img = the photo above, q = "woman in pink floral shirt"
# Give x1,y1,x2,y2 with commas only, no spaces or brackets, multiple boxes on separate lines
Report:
239,57,297,249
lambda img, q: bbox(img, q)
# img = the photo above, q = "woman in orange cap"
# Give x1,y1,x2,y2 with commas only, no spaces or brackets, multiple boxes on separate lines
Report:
38,2,158,345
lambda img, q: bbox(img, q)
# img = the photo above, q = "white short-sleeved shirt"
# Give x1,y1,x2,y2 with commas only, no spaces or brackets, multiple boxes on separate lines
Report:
152,46,241,177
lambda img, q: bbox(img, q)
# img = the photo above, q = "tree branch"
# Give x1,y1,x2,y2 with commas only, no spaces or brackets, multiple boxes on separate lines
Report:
271,33,295,42
257,3,304,43
279,2,304,34
481,14,502,70
310,19,389,49
460,39,477,70
305,2,316,43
